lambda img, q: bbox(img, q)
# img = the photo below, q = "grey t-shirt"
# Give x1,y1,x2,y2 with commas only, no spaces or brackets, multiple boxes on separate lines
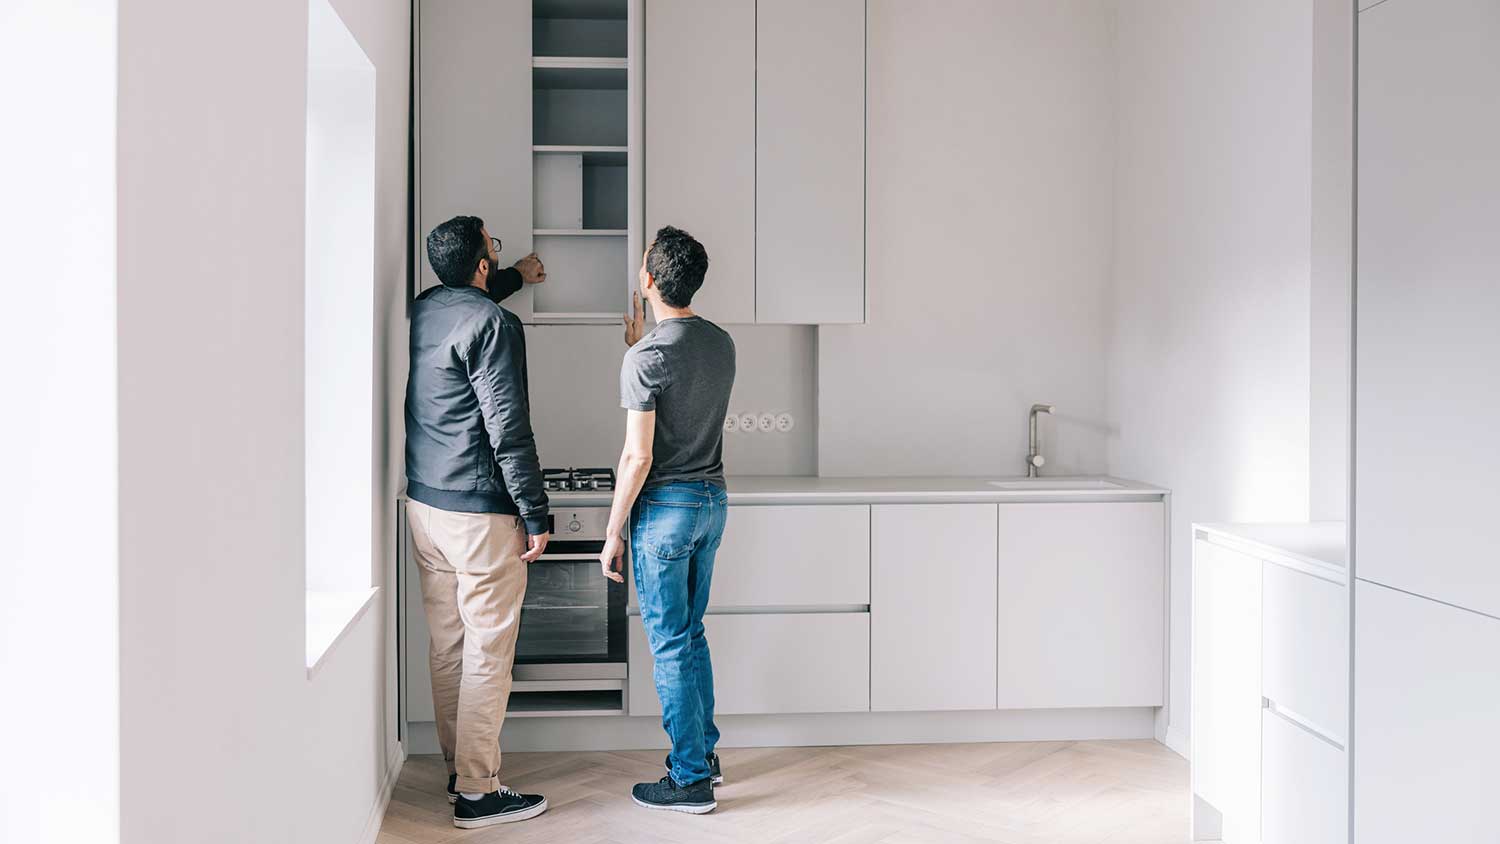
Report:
620,316,736,488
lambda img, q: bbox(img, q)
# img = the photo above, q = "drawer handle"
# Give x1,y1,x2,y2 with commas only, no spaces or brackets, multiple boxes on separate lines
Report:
1265,698,1345,751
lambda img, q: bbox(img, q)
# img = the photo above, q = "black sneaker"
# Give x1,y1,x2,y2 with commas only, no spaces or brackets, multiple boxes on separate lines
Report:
446,774,458,804
663,752,723,786
631,775,717,814
452,787,548,828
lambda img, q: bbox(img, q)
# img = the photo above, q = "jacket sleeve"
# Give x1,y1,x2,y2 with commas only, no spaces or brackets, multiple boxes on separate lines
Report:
463,320,550,535
485,267,524,304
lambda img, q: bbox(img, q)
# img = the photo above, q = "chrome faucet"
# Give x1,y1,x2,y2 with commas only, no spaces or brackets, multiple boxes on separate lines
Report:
1027,404,1055,477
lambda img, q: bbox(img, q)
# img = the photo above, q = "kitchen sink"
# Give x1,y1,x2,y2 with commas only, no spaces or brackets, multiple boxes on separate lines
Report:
987,478,1126,490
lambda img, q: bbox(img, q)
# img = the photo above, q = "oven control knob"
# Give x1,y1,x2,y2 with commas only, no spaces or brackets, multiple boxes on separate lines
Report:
567,519,581,533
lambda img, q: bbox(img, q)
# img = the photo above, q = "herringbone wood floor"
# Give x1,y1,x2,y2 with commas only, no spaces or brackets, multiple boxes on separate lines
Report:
377,740,1189,844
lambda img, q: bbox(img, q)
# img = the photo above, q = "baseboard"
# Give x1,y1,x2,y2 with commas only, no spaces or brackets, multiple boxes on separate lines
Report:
357,741,407,844
407,707,1158,755
1163,724,1189,759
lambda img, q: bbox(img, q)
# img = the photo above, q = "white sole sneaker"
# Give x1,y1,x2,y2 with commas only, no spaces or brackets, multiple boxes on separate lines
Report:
632,795,717,814
452,797,548,828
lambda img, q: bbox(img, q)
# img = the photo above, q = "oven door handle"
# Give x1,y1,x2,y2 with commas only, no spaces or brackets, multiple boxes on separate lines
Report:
536,552,610,561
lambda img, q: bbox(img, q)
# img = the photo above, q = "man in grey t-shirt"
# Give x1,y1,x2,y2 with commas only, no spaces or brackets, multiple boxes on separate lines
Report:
599,227,735,814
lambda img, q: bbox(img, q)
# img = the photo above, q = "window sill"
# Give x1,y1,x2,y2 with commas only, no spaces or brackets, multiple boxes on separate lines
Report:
306,587,379,678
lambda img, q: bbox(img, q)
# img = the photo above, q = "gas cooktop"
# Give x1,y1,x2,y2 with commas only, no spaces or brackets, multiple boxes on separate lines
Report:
542,467,616,493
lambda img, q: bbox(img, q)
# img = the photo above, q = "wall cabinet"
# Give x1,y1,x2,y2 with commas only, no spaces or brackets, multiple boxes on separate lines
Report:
418,0,533,316
1356,0,1500,618
628,612,869,716
754,0,866,324
643,0,755,324
995,502,1164,709
870,504,998,711
419,0,640,323
641,0,866,325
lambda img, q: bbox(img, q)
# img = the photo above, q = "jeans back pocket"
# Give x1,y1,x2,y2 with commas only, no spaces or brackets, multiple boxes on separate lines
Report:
638,499,702,560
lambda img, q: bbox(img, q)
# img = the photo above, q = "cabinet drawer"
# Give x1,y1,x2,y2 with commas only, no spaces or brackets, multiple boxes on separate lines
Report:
629,505,869,609
628,612,869,716
1262,707,1348,844
1262,562,1348,742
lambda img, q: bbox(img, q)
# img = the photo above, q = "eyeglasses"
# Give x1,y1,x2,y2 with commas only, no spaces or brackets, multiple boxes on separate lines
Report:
474,236,501,269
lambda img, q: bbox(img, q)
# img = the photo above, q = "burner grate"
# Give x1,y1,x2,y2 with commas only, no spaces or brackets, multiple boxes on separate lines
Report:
542,466,617,492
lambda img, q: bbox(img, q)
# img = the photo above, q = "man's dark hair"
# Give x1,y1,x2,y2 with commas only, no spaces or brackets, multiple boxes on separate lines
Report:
645,226,709,308
426,215,487,287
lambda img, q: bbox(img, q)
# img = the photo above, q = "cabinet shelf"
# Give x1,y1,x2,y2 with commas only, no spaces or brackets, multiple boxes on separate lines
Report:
534,228,626,236
534,145,627,166
533,56,626,69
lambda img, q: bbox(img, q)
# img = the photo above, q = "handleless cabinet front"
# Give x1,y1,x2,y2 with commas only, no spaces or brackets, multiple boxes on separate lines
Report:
628,612,869,715
870,504,998,711
645,0,755,324
419,0,533,316
754,0,866,324
995,502,1165,709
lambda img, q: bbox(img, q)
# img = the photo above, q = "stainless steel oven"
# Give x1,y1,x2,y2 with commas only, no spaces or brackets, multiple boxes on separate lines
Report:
512,505,627,683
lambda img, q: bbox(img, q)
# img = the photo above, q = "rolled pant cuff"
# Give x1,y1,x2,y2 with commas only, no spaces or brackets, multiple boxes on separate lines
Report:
455,775,501,794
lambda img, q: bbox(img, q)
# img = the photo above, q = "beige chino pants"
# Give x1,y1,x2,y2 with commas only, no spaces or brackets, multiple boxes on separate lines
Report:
406,499,528,794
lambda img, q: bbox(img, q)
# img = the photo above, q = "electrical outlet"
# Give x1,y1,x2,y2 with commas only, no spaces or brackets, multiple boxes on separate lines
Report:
738,412,758,433
775,412,795,433
757,413,776,433
724,415,740,433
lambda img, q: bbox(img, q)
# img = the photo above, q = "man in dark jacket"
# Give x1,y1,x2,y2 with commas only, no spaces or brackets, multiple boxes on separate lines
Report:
404,215,550,829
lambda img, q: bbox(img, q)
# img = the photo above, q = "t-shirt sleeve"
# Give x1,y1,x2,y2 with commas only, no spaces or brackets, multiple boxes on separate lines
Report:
620,346,668,411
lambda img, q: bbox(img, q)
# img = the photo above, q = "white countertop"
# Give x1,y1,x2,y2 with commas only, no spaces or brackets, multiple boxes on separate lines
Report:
1194,522,1348,577
549,475,1167,507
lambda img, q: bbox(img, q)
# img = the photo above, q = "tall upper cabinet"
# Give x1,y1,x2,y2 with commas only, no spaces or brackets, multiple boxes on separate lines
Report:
645,0,866,324
1355,0,1500,841
418,0,642,322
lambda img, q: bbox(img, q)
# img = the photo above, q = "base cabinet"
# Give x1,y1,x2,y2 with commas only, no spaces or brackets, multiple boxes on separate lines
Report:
628,612,869,716
870,504,998,712
1191,539,1264,844
1354,581,1500,844
1262,709,1347,844
996,502,1165,709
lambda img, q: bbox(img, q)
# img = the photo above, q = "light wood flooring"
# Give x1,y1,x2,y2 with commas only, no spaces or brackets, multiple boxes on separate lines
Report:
377,740,1189,844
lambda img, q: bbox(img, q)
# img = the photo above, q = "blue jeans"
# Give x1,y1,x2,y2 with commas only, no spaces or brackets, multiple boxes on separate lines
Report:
630,481,728,786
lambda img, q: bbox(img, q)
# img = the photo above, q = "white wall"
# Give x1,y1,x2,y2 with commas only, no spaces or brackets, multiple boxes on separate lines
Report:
114,0,409,842
527,324,817,475
0,2,120,842
1310,0,1353,522
818,0,1116,478
1109,0,1314,752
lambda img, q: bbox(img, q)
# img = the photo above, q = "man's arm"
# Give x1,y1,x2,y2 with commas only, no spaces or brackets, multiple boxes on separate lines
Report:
599,409,654,583
464,321,551,561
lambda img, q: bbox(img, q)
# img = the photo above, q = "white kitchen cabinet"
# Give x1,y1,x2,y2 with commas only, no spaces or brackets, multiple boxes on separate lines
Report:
628,612,869,716
754,0,865,324
418,0,534,317
628,505,869,609
1356,0,1500,618
1191,538,1263,844
1262,561,1347,742
1354,581,1500,844
870,504,997,712
1261,707,1347,844
644,0,754,324
994,502,1164,709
